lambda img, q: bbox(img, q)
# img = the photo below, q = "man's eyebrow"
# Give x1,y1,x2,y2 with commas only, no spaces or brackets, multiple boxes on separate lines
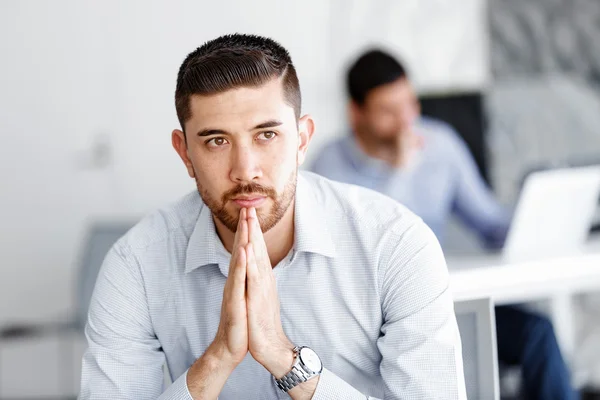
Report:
253,119,283,130
196,128,227,137
196,120,283,137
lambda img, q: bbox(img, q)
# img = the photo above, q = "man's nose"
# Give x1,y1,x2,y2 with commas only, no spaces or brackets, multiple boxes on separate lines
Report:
229,144,262,184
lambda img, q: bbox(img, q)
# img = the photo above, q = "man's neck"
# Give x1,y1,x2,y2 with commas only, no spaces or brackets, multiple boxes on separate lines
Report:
214,202,295,268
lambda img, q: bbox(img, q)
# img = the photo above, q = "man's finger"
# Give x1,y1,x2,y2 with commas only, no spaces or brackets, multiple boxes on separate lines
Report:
247,207,269,270
232,209,242,250
230,245,247,302
245,242,259,286
239,208,249,247
233,208,248,251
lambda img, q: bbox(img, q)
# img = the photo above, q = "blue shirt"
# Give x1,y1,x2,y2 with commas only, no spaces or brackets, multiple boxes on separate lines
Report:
80,171,466,399
310,117,511,249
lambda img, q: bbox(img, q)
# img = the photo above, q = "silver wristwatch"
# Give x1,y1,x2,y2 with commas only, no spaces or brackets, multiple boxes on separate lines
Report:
274,346,323,393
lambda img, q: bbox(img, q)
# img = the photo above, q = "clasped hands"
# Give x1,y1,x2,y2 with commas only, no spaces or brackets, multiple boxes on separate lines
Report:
211,207,294,378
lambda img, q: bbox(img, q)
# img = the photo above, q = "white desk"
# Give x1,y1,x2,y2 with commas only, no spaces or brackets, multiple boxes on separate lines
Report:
447,236,600,363
448,242,600,304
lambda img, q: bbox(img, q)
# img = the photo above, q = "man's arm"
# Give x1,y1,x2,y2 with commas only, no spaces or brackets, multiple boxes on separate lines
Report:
79,244,239,399
376,219,467,399
185,342,238,399
447,128,512,249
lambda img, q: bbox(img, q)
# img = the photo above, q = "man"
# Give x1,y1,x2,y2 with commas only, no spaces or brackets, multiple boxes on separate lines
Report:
79,35,466,399
311,49,576,400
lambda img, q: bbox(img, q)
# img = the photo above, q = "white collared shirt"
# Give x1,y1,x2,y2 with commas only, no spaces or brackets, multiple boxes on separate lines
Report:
80,171,466,399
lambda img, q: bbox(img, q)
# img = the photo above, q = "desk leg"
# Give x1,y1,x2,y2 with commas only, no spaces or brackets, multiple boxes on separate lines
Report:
549,293,575,363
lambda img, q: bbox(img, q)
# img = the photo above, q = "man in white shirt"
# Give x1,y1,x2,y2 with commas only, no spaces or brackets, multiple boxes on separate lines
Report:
79,33,466,399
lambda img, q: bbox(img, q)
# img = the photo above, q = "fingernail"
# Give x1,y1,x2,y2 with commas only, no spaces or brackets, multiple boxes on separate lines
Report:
249,207,257,219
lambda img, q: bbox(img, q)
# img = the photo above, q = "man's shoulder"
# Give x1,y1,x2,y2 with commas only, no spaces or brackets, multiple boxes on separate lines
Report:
419,116,454,133
300,172,441,271
418,116,460,142
418,117,467,156
116,191,201,255
300,171,421,231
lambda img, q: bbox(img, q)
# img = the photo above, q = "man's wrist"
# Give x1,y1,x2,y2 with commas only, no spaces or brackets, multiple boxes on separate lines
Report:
265,346,295,379
204,341,240,374
288,375,320,400
266,343,322,400
256,337,295,378
186,342,238,399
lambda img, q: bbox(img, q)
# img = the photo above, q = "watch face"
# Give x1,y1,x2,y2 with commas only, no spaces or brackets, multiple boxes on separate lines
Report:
299,347,322,373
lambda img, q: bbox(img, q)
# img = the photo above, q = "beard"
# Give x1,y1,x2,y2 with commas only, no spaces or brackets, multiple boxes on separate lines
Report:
195,169,297,233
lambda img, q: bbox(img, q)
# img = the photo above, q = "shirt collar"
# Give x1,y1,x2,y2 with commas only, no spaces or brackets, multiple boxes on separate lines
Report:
185,201,229,274
184,172,336,274
293,172,337,258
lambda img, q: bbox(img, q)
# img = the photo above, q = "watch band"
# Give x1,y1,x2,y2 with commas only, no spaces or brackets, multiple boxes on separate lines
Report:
275,364,314,392
274,346,319,393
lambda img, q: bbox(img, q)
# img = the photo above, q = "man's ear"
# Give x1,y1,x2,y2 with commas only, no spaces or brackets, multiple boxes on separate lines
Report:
297,114,315,166
348,100,362,129
172,129,195,178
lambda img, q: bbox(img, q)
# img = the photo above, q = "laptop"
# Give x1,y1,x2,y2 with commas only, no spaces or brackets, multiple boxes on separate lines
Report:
502,165,600,262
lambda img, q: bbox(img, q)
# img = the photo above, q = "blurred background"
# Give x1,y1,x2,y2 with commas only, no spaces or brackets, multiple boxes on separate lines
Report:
1,0,600,398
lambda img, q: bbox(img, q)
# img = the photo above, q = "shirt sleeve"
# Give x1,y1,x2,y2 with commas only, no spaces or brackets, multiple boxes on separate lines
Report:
310,220,467,400
377,220,467,399
447,127,512,249
79,244,193,400
310,368,381,399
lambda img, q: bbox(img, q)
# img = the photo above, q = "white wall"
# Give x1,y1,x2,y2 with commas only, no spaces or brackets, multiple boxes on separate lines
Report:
0,1,125,323
0,1,487,391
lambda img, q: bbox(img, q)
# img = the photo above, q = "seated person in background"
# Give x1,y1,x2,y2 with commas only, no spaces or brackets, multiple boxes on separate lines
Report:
311,49,577,400
80,34,467,399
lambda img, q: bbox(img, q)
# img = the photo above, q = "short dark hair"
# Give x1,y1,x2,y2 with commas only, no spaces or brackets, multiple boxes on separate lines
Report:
175,33,301,131
347,49,407,105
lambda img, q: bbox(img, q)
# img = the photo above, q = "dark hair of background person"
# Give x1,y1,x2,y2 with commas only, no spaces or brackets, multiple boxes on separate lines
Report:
347,49,408,105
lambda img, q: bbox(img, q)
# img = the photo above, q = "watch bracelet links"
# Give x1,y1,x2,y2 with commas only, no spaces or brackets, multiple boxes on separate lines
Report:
275,365,314,392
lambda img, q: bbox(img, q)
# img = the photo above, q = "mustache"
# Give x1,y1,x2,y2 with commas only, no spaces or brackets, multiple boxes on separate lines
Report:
222,183,277,203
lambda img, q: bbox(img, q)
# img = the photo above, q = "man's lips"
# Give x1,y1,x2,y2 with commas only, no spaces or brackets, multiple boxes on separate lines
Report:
231,196,267,208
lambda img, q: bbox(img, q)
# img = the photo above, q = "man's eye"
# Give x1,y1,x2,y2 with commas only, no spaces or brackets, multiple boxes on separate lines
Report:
257,131,277,141
207,137,228,147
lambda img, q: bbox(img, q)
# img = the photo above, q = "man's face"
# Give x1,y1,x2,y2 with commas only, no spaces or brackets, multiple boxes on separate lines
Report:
173,78,312,233
354,78,420,143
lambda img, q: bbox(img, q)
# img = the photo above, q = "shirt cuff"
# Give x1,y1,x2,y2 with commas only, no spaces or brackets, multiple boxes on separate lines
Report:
158,368,194,400
311,368,370,400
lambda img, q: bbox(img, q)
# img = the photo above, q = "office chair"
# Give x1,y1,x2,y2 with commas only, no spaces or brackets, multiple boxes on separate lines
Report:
455,297,500,400
0,220,135,399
